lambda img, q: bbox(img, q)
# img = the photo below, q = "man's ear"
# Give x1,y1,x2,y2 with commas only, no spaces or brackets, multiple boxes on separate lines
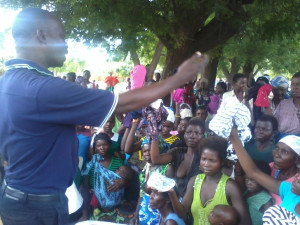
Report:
36,29,47,44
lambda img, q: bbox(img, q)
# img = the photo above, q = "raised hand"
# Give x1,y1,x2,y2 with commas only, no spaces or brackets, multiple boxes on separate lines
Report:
174,52,209,84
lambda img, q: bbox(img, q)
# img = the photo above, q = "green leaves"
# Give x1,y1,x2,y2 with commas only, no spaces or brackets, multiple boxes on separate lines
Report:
2,0,300,79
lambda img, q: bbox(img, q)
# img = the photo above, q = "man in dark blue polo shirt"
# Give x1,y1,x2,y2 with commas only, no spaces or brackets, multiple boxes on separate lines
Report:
0,8,207,225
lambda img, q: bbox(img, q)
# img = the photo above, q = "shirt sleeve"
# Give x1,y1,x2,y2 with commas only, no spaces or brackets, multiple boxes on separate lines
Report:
279,181,291,201
37,77,118,127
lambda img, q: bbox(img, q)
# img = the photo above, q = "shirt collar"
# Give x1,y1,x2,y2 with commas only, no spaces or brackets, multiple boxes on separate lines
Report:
4,59,54,77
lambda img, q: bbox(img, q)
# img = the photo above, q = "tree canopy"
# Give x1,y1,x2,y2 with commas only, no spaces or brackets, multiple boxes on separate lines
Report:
2,0,300,83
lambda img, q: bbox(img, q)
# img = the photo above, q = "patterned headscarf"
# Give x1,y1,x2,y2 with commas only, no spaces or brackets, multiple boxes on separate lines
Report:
270,76,289,89
141,137,169,154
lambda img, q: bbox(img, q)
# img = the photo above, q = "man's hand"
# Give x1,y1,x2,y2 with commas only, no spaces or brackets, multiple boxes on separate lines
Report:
107,178,125,192
175,52,208,84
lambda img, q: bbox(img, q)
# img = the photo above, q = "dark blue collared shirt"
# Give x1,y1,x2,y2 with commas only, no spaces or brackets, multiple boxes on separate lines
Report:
0,59,117,194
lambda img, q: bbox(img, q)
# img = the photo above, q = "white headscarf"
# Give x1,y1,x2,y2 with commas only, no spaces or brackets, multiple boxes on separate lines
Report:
279,135,300,156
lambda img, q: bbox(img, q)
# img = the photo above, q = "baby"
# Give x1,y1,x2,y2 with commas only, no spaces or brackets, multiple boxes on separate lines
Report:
115,165,139,211
208,205,238,225
115,165,134,183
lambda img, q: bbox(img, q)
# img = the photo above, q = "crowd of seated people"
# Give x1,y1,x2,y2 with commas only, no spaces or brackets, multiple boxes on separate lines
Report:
62,70,300,225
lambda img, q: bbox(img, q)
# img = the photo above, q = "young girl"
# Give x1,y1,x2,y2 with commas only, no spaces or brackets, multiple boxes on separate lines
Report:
244,115,277,163
168,136,251,225
243,161,274,225
101,114,123,159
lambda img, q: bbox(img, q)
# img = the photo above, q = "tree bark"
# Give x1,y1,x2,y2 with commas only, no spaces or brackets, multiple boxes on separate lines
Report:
243,62,255,83
130,50,140,66
162,45,195,80
145,40,164,81
202,57,219,89
222,66,231,83
230,58,240,76
222,57,240,84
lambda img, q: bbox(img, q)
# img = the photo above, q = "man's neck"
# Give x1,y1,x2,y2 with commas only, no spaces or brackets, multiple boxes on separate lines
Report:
16,52,48,68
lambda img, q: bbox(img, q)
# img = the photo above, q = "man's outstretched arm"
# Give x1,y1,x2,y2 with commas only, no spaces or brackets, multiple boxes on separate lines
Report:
115,52,208,114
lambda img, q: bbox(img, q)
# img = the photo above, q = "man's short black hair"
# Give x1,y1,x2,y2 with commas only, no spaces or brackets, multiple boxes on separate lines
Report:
66,72,76,77
232,73,248,83
217,81,227,92
12,8,54,43
83,70,91,77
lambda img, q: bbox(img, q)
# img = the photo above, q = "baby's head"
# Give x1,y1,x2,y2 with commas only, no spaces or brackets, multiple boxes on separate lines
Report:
208,205,238,225
115,166,134,182
245,160,271,194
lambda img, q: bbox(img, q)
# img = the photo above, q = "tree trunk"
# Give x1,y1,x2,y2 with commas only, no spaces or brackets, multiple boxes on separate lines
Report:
243,62,255,84
130,50,140,66
162,46,195,81
202,57,219,89
230,58,240,76
161,45,195,106
145,40,164,81
222,58,240,84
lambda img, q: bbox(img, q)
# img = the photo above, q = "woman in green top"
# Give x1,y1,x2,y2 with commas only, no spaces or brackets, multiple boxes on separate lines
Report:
168,136,251,225
85,133,124,188
81,133,126,220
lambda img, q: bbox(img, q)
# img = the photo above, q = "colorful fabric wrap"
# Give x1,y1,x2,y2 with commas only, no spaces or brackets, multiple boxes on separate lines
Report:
142,100,168,141
81,154,124,209
141,137,169,154
138,118,148,129
270,76,289,88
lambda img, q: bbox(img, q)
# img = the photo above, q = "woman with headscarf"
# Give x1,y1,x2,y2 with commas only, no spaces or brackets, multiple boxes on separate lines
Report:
273,73,300,136
268,75,289,113
230,131,300,224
